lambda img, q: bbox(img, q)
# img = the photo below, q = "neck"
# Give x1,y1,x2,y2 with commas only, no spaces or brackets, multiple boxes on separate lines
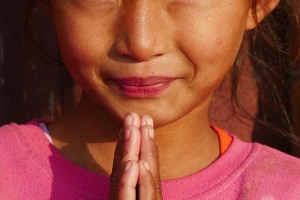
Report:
48,95,219,180
154,103,219,179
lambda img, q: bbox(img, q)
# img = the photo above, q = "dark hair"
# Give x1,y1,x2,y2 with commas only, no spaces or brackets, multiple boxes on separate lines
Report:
24,0,300,153
24,0,63,67
231,0,300,153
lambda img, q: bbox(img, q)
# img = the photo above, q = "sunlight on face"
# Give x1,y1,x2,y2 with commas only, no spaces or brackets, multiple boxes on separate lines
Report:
50,0,252,126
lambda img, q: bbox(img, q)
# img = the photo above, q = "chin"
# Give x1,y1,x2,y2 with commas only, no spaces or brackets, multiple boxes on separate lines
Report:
84,90,193,128
112,102,186,128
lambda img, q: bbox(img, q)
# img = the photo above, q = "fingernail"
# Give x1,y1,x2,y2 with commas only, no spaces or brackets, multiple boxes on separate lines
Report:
149,128,154,139
124,113,134,126
124,161,132,172
143,161,150,171
146,117,153,126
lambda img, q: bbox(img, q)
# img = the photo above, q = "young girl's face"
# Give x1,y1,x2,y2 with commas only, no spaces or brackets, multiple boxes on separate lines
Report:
50,0,252,126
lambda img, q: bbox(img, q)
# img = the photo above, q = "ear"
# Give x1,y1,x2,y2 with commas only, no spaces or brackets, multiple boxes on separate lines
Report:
246,0,280,30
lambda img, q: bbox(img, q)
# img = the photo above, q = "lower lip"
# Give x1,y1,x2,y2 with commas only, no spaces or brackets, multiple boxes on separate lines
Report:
113,78,175,98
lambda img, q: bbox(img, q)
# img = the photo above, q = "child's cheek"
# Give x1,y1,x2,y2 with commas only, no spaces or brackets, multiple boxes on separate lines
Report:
52,3,116,68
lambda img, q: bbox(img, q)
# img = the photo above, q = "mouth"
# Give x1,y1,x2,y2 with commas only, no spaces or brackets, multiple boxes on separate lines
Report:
111,77,176,98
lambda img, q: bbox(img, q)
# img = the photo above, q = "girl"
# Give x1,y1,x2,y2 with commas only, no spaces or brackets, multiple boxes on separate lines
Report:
1,0,300,199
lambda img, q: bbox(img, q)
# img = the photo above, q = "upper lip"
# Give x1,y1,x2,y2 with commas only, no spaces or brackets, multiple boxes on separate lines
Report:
111,77,177,86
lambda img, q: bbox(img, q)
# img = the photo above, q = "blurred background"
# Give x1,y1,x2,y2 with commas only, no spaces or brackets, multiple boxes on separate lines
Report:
0,1,299,157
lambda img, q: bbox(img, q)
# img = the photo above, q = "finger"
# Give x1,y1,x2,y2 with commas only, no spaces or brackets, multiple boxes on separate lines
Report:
112,126,140,177
138,160,157,200
140,115,162,199
112,113,141,173
124,112,140,127
110,113,141,198
140,115,154,127
110,160,139,200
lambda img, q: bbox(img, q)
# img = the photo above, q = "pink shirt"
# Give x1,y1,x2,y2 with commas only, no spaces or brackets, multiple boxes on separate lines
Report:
1,120,300,199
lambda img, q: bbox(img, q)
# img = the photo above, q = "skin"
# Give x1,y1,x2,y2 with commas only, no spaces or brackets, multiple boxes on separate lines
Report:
45,0,279,198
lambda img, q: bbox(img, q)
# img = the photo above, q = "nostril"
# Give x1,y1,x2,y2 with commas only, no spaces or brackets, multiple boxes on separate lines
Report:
119,53,143,62
120,54,133,60
118,52,163,62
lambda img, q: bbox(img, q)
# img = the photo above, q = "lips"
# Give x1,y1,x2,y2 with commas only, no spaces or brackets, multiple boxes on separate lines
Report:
112,77,176,98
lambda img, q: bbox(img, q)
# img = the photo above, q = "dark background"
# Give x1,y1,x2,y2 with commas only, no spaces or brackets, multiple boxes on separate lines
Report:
0,1,299,157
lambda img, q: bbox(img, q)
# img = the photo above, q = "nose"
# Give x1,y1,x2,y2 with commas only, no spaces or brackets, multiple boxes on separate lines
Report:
113,0,170,62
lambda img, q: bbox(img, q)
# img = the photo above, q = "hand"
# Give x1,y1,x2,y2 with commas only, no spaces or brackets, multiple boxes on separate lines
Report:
109,113,162,200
